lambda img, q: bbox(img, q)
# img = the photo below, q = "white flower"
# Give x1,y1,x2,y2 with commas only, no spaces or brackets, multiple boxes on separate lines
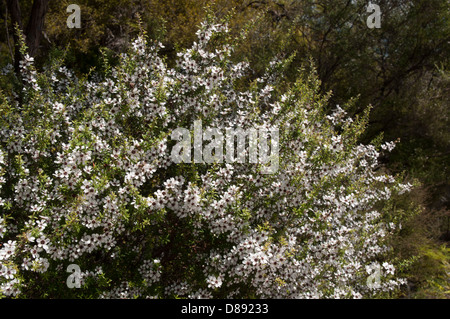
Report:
0,240,16,260
206,275,223,289
37,236,50,252
381,141,396,152
382,262,395,275
53,102,65,113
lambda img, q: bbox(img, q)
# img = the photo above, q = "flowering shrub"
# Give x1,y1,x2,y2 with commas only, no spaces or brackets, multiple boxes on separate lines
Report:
0,19,412,299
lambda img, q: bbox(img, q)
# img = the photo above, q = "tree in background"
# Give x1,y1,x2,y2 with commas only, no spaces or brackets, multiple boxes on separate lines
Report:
4,0,49,73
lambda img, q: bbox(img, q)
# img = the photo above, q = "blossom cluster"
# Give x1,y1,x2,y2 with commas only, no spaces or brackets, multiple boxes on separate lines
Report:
0,20,411,298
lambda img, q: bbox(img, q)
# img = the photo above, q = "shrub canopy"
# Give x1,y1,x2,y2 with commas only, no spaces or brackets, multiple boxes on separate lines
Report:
0,20,411,298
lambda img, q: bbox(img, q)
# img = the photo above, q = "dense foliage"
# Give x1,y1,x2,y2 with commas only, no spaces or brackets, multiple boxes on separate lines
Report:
0,21,414,298
0,0,448,298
